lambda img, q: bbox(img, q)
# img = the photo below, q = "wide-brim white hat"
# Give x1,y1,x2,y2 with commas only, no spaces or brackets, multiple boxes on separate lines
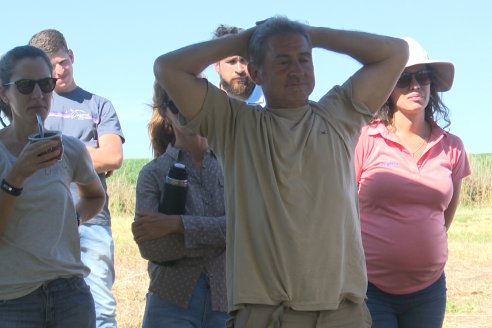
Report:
403,37,455,92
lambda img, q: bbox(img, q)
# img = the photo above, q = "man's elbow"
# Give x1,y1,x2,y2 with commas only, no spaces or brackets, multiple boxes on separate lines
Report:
104,146,123,171
395,38,410,69
154,55,170,84
112,152,123,169
96,152,122,174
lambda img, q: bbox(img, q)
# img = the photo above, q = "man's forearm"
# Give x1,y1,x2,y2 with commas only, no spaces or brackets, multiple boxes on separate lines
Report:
310,27,408,66
86,134,123,174
86,146,123,173
156,30,251,77
153,28,252,121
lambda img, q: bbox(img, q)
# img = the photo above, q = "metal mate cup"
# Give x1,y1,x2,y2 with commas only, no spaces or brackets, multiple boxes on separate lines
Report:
28,130,64,161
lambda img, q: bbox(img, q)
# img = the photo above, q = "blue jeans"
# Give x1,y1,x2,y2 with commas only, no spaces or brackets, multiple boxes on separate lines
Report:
366,273,447,328
0,277,95,328
80,224,117,327
142,273,228,328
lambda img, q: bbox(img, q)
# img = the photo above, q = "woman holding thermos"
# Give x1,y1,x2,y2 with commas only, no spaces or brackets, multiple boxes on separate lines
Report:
131,82,227,327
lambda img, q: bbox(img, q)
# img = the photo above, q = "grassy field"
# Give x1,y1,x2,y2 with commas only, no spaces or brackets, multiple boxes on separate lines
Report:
444,208,492,328
112,215,148,327
108,156,492,327
111,208,492,328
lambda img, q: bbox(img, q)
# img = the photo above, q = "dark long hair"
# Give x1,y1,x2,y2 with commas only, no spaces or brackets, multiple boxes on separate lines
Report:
375,66,451,128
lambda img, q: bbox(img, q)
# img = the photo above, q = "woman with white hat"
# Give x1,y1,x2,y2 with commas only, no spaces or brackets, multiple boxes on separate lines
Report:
354,38,471,327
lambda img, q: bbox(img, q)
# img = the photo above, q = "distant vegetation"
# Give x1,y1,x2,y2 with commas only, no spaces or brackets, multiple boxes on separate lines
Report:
460,153,492,208
107,158,150,216
107,154,492,216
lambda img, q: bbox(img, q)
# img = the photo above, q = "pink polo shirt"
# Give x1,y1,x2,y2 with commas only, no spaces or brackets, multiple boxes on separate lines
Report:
355,121,471,294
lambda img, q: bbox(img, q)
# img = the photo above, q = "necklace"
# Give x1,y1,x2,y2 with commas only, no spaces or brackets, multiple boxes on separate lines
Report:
409,136,428,157
390,123,431,158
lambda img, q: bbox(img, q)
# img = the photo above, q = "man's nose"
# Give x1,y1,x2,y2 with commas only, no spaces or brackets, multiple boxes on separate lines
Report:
235,62,247,72
53,65,64,77
288,60,304,77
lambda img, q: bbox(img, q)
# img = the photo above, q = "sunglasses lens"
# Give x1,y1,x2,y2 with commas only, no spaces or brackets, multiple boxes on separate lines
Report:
13,78,56,94
38,78,57,93
396,71,432,89
396,74,412,88
16,80,36,94
415,71,431,86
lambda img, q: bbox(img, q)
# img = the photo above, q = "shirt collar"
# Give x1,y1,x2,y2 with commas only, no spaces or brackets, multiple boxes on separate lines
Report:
367,120,449,142
165,144,216,161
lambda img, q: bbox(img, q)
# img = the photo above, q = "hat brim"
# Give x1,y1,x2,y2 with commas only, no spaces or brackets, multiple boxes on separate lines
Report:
407,60,454,92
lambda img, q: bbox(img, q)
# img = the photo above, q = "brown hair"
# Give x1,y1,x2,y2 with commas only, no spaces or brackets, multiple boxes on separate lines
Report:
29,29,69,56
148,81,175,158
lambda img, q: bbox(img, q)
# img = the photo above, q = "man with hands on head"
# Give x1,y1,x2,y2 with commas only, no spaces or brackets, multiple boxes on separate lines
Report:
154,16,408,328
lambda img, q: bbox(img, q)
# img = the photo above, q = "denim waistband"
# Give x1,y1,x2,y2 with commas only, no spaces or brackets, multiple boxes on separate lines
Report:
41,276,85,292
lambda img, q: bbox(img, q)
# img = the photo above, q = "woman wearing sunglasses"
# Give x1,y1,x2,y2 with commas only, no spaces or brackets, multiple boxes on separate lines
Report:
131,81,227,327
354,38,471,327
0,45,105,327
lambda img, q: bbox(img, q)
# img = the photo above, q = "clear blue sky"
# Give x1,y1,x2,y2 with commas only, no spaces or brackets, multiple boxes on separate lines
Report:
3,0,490,158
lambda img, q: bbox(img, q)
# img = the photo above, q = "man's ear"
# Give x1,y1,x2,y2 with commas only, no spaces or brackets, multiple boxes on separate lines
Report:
68,49,75,64
214,62,220,73
248,63,262,85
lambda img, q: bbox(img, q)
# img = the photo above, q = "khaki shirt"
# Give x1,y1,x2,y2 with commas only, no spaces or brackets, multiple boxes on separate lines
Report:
185,80,372,312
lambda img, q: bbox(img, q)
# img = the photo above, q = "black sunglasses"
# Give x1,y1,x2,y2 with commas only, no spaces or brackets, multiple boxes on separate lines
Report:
165,99,179,115
3,77,57,95
396,70,432,89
